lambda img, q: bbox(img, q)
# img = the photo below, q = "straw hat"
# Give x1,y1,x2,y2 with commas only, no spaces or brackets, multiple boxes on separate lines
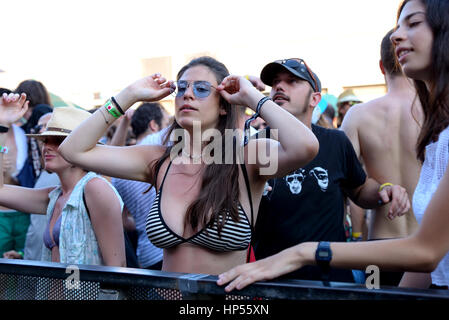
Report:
26,106,91,139
337,89,362,106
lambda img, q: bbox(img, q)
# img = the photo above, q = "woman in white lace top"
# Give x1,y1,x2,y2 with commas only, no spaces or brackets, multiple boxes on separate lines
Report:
217,0,449,292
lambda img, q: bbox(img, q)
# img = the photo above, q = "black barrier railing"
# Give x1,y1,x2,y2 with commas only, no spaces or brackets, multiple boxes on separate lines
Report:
1,258,449,300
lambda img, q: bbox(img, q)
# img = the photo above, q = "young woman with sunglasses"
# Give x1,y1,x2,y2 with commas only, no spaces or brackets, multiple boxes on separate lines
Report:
217,0,449,292
59,56,319,275
0,94,125,267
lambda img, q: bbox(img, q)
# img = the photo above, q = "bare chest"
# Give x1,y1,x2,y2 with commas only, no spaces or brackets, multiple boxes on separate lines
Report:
158,165,205,237
48,195,70,235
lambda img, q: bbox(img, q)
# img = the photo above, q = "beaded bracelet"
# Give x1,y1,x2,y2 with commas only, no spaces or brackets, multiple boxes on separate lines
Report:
0,146,9,154
104,99,122,119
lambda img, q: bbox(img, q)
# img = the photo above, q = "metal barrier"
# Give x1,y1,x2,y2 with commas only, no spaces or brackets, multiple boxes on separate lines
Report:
1,258,449,300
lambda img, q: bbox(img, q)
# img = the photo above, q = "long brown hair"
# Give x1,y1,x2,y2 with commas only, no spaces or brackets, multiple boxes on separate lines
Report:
15,80,51,109
396,0,449,162
150,56,240,234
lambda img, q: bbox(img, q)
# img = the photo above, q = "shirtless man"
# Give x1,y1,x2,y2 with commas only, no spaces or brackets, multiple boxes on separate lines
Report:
341,30,422,242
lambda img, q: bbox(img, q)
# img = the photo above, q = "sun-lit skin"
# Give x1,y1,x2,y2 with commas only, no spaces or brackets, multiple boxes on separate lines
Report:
390,0,433,83
41,136,71,173
175,65,226,134
215,1,449,293
269,71,315,123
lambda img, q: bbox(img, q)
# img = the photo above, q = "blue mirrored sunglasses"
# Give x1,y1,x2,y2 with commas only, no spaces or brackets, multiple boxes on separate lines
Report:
172,80,217,99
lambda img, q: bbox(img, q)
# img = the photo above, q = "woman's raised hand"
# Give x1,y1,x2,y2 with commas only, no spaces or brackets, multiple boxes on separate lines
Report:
217,75,264,109
126,73,174,104
0,93,29,126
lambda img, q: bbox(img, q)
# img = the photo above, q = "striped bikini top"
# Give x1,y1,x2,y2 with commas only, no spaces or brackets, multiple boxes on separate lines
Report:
145,161,253,252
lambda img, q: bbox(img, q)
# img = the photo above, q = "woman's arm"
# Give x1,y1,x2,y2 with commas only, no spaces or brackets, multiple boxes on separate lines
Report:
217,237,430,292
59,74,173,182
217,76,319,180
84,178,126,267
0,184,53,215
109,109,135,146
217,166,449,292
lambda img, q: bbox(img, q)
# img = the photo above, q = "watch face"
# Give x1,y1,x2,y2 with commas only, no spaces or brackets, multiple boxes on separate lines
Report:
319,251,329,258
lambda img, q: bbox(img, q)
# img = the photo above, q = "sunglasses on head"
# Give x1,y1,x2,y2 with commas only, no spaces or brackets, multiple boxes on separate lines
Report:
172,80,217,99
275,58,319,92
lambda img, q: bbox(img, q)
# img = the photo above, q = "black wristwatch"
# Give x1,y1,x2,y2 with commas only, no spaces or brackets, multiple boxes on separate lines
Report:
315,241,332,280
0,125,9,133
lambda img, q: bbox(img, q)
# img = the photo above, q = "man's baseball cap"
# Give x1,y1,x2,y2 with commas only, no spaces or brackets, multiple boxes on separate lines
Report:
260,58,321,92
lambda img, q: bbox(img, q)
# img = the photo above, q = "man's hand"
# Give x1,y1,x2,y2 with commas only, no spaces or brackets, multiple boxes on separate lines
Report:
378,184,411,220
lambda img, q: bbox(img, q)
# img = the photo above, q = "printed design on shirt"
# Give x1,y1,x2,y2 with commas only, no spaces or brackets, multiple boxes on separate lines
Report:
278,167,329,195
309,167,329,192
284,169,306,194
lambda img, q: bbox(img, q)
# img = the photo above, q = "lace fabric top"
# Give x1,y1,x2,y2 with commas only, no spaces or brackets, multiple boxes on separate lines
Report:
413,125,449,286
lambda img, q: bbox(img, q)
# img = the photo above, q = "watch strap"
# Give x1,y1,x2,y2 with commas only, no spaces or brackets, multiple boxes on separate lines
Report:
315,241,332,281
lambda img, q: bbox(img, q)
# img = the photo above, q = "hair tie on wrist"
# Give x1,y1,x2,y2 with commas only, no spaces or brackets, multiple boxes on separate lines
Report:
111,96,125,115
255,96,271,114
243,96,272,146
0,125,9,133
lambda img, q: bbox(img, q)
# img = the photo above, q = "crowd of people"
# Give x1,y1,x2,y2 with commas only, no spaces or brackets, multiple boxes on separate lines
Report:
1,0,448,297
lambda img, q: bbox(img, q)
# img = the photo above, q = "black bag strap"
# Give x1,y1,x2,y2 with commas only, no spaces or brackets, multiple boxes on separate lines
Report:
83,191,91,221
240,162,255,263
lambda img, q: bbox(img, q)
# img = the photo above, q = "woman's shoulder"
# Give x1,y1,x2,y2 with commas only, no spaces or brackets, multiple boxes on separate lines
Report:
82,174,123,208
83,173,117,192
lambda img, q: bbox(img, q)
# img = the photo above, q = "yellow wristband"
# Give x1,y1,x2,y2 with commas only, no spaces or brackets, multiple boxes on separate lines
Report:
379,182,393,192
352,232,362,238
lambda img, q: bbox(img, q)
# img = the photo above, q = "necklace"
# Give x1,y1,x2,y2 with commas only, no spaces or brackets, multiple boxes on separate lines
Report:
182,149,202,160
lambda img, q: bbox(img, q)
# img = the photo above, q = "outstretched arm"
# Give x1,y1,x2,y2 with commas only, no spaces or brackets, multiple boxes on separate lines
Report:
59,74,173,182
217,167,449,292
0,93,51,214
